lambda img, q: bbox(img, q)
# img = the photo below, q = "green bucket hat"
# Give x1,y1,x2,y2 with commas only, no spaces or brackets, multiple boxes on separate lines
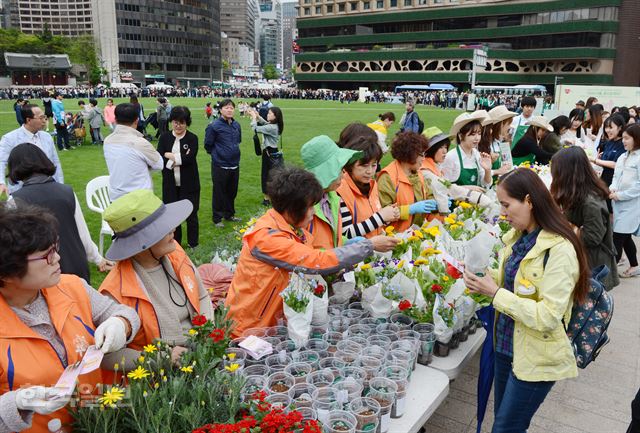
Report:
423,126,451,150
301,135,363,189
103,190,193,261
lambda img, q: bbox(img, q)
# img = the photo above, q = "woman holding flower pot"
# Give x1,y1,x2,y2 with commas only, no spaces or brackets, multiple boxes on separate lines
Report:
464,168,590,433
226,166,399,337
99,190,214,374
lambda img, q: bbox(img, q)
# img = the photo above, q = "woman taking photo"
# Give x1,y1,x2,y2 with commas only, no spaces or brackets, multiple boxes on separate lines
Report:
378,132,437,232
464,168,590,432
441,111,493,190
0,204,139,432
550,147,619,290
226,166,398,336
9,143,113,283
610,124,640,278
249,105,284,206
510,116,555,165
367,112,395,153
157,106,201,248
336,123,400,239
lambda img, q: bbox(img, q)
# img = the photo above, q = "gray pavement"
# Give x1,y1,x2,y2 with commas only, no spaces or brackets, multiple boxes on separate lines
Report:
424,260,640,433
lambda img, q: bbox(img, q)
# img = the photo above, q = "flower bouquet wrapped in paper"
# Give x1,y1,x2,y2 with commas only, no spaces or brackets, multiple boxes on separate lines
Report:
281,274,314,348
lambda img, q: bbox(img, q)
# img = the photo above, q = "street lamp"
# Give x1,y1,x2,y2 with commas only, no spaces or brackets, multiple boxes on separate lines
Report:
553,76,564,106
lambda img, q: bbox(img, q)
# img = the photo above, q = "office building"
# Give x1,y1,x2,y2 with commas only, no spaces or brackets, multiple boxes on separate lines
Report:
282,0,297,71
220,0,259,50
259,0,283,68
295,0,640,89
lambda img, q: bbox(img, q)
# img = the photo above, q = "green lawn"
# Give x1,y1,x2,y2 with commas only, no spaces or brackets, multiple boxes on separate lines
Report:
0,98,461,285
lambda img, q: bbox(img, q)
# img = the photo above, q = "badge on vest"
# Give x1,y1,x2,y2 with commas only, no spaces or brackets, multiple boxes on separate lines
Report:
184,276,195,293
470,175,477,182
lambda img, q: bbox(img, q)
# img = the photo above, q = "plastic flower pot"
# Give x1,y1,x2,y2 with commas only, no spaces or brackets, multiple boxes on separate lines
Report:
412,323,436,365
359,318,379,330
383,349,413,378
337,340,364,356
469,317,479,334
367,377,398,433
333,377,364,409
348,324,373,338
288,382,318,409
265,392,292,411
346,335,369,347
319,357,347,379
380,365,409,382
375,323,399,334
389,340,418,371
242,327,268,338
330,317,352,334
340,366,367,387
265,325,289,341
323,331,344,354
266,353,293,374
275,339,299,354
312,387,341,424
267,371,296,394
367,335,391,350
348,397,381,433
325,410,358,433
460,325,470,342
389,313,414,330
225,348,247,365
335,350,359,365
342,309,366,321
296,406,318,422
450,332,460,349
311,319,330,340
380,365,409,418
348,301,364,311
243,364,270,377
356,355,383,382
241,375,268,400
285,362,313,385
360,345,387,362
306,368,335,389
434,340,450,357
294,350,321,370
305,338,330,359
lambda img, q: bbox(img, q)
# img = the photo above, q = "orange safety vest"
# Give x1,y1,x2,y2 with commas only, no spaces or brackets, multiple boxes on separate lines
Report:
336,172,383,238
308,191,343,250
421,157,443,177
0,275,103,433
378,160,426,233
227,209,341,337
99,243,201,352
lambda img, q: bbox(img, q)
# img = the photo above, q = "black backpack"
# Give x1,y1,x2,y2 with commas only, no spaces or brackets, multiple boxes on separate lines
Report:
418,117,425,134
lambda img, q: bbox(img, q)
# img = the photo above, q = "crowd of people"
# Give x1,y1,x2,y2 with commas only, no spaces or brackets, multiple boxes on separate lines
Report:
0,85,639,433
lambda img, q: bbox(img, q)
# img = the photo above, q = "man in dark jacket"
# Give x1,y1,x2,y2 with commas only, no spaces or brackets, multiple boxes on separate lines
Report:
204,99,242,227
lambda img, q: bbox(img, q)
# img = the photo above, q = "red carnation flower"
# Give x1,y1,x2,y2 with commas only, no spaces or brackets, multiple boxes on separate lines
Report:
398,300,412,311
209,328,225,342
191,314,207,326
431,284,443,293
313,284,326,297
446,263,462,279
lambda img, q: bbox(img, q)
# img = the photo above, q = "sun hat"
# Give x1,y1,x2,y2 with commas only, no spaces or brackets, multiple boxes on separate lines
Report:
482,105,517,126
423,126,450,150
528,115,554,132
449,110,489,138
301,135,363,189
103,190,193,261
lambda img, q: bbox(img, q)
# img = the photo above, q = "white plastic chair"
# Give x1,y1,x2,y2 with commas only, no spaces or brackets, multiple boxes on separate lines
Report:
85,175,113,256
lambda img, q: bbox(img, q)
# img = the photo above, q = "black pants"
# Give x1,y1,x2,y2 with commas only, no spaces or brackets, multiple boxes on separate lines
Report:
211,164,239,223
55,123,69,150
261,147,283,195
157,119,168,138
171,188,200,248
628,388,640,433
613,232,638,267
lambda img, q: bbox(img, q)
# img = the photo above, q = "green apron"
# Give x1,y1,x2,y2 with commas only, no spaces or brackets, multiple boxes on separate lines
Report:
455,146,481,186
511,116,530,150
512,153,536,166
490,140,502,170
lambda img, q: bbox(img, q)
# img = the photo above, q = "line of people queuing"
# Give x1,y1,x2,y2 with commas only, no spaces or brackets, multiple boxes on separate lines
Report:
0,92,639,432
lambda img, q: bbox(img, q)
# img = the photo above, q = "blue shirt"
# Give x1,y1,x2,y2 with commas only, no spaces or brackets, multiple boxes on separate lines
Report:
402,111,420,133
600,138,625,185
0,126,64,192
204,117,242,167
51,99,65,125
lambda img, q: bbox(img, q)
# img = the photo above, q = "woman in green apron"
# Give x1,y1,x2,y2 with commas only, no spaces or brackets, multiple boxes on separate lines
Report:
483,105,517,180
510,96,537,146
511,116,555,166
441,111,493,192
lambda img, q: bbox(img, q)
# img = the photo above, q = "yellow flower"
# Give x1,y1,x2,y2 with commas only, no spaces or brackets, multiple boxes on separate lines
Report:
499,215,507,220
421,247,442,256
162,376,168,382
413,230,424,239
224,363,240,373
143,344,157,354
425,226,441,237
98,387,125,406
138,356,145,363
239,228,246,234
113,363,119,371
143,391,148,397
407,235,419,242
227,352,236,360
397,260,405,269
464,288,471,295
448,214,457,220
518,278,532,288
458,202,473,209
180,366,194,374
361,263,372,270
385,226,395,235
127,366,151,380
154,382,160,389
444,216,456,225
188,329,198,336
443,276,450,282
414,258,428,266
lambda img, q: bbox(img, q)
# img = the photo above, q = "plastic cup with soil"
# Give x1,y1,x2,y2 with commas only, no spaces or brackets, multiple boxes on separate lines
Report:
348,397,381,433
389,313,415,331
293,350,321,370
360,345,387,363
265,392,292,412
310,319,330,340
306,368,335,389
337,340,364,356
267,371,296,395
333,377,364,409
284,362,313,385
389,340,418,371
340,366,368,388
375,323,400,335
459,324,470,342
367,335,392,350
319,357,347,379
367,377,398,433
266,352,293,374
265,325,289,341
241,375,268,401
325,410,358,433
434,340,451,357
275,340,298,354
323,331,344,354
296,406,318,422
342,308,366,321
348,324,373,338
225,347,247,364
412,323,436,365
242,327,268,338
243,364,270,377
330,317,352,334
288,382,318,409
305,338,330,355
450,332,461,349
380,366,409,419
335,350,359,366
383,350,413,380
312,386,341,424
359,318,379,331
348,301,364,311
356,355,383,388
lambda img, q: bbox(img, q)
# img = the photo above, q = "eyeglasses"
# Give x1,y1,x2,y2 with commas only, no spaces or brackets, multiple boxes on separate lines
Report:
27,243,59,266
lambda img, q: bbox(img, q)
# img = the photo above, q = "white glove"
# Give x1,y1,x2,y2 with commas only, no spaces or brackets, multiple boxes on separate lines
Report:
94,317,127,354
15,386,69,415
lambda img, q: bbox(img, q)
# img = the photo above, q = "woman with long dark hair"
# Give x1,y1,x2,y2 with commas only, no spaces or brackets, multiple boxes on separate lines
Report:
511,116,554,165
464,168,590,432
583,104,604,158
550,147,619,290
561,108,584,147
250,106,284,206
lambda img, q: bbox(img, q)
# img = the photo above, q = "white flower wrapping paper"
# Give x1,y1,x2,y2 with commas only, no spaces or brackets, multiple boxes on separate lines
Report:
310,276,329,325
422,170,451,213
284,299,313,348
464,229,499,275
433,295,454,344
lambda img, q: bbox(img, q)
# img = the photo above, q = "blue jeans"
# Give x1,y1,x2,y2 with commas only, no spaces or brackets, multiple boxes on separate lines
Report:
492,352,555,433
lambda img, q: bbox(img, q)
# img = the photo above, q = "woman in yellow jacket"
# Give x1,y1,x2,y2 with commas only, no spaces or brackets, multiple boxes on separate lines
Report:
464,168,590,433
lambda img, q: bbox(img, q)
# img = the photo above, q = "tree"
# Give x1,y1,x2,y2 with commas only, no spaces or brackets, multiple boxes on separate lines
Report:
222,59,231,71
263,64,277,80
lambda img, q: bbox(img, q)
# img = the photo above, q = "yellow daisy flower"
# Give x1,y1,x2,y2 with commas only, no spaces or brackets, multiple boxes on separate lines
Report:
458,202,473,209
127,366,150,380
180,366,194,374
413,230,424,239
143,344,157,354
361,263,372,270
443,276,450,282
138,356,145,363
385,226,395,235
224,363,240,373
414,258,428,266
98,387,125,406
227,353,236,360
397,260,406,269
407,235,419,242
425,226,440,237
188,329,198,336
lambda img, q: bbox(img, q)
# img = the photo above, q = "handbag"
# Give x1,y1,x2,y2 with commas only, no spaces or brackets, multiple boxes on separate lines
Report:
266,136,284,167
253,132,261,156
